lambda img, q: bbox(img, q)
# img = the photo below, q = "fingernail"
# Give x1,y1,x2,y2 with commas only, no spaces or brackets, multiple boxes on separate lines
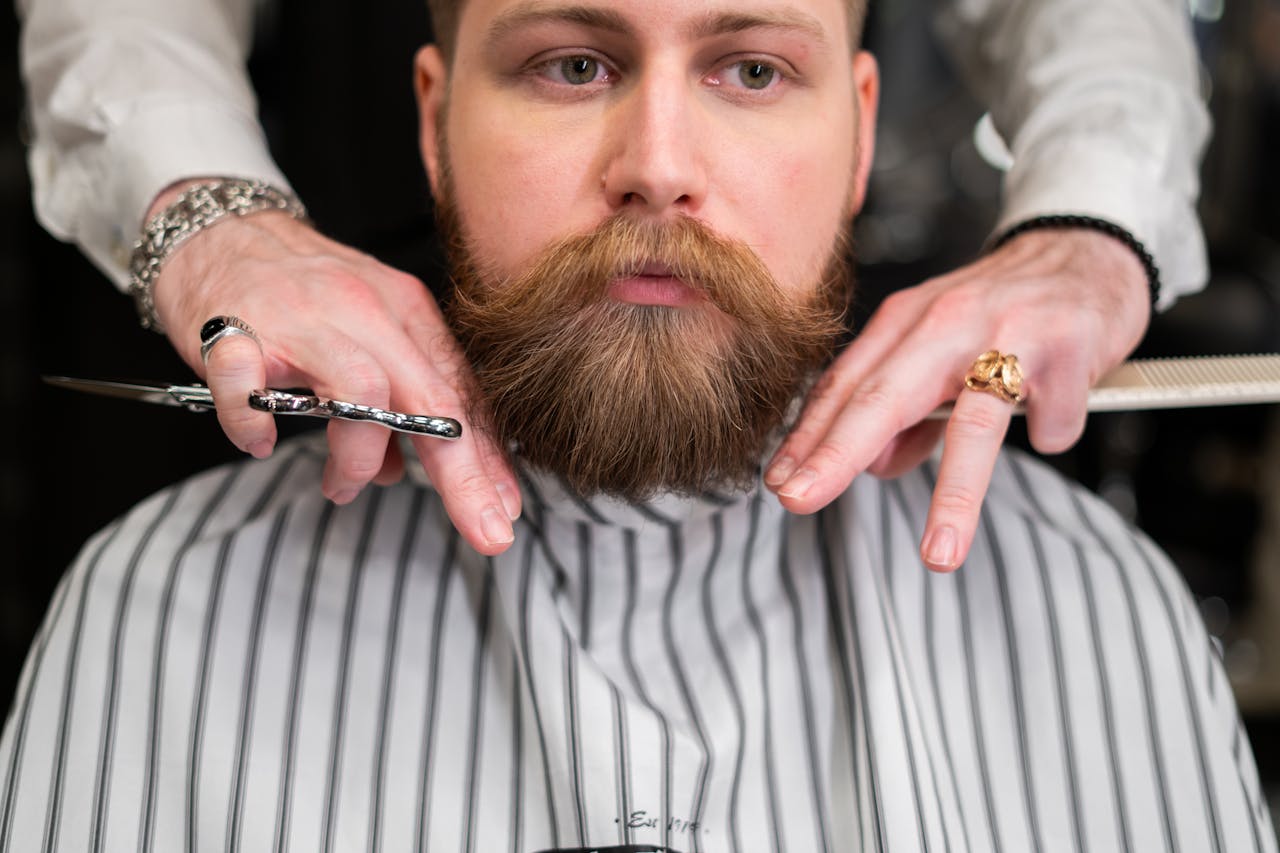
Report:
778,468,817,500
923,525,958,569
247,440,273,459
331,489,358,506
496,482,521,520
765,455,795,487
481,506,515,546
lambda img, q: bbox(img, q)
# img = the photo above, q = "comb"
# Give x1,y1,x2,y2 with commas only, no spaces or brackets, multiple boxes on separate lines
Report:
930,354,1280,418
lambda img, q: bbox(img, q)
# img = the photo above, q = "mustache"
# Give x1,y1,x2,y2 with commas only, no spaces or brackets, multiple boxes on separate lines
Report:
458,213,833,327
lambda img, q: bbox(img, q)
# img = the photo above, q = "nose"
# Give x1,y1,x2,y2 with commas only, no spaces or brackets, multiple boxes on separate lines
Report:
601,67,708,216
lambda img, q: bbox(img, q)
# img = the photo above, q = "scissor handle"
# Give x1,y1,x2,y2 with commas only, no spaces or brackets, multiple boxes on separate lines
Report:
249,389,462,439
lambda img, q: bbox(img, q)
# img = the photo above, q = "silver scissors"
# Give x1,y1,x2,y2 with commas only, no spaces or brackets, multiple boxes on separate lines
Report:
43,376,462,440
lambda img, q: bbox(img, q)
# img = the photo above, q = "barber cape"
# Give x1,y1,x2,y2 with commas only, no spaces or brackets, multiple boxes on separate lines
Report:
1,433,1274,853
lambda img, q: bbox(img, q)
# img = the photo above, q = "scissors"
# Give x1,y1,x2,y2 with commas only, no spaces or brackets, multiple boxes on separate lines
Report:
43,376,462,440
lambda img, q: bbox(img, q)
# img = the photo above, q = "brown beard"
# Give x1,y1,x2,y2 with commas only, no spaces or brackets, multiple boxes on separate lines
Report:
438,194,852,502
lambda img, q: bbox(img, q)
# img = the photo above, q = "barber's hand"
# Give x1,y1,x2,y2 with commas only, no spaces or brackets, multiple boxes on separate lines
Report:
764,228,1150,571
150,194,520,556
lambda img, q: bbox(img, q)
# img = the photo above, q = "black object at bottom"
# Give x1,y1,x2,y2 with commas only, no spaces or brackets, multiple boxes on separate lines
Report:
533,846,683,853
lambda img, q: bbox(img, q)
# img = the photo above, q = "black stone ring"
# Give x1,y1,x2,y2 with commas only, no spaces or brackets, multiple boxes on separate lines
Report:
199,315,261,365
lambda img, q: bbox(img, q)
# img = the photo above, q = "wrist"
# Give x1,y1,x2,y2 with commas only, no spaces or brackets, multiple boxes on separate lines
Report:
130,178,308,333
992,214,1160,311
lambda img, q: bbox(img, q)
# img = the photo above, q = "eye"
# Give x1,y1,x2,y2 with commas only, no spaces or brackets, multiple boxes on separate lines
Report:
546,55,607,85
736,61,777,90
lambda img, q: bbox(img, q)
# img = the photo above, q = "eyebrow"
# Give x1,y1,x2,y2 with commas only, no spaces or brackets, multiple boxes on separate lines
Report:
682,9,829,46
486,3,633,43
485,2,830,48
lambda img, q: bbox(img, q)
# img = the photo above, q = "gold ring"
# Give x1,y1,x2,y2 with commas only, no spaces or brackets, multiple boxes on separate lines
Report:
964,350,1025,404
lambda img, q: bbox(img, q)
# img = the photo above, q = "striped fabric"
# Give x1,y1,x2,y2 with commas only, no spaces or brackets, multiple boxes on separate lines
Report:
1,433,1273,852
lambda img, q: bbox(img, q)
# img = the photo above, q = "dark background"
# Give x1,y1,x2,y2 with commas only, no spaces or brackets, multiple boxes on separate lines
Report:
3,0,1280,820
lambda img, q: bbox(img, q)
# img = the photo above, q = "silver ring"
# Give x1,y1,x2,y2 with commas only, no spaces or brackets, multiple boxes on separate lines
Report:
199,315,261,365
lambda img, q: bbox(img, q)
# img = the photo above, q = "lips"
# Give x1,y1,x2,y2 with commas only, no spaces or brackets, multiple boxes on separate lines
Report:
608,263,704,307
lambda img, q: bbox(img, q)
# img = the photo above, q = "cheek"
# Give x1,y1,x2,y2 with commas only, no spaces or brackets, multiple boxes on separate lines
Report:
445,105,606,276
728,146,854,294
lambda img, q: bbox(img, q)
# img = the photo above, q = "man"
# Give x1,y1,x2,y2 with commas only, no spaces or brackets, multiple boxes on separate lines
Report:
18,0,1211,572
3,1,1269,852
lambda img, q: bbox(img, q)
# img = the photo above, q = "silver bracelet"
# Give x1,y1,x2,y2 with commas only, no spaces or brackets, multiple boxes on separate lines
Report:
128,178,308,333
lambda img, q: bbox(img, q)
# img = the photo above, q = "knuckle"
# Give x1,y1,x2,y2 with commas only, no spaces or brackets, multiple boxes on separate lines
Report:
807,441,855,475
932,482,982,516
949,404,1004,437
846,385,905,431
337,454,385,484
447,466,496,501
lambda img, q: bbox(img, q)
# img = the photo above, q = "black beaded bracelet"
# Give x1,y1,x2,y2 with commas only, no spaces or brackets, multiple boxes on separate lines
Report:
992,214,1161,309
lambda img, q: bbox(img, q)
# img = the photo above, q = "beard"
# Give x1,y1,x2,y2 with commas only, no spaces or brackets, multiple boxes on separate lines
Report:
437,188,853,502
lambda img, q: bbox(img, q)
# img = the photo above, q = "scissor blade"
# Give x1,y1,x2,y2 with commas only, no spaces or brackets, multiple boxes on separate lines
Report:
42,376,214,409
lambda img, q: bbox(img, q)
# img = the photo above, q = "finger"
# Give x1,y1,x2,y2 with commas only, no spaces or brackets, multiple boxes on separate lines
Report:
373,437,406,486
770,334,963,514
766,289,931,485
866,419,945,480
399,296,522,512
1024,353,1091,455
204,334,276,458
920,389,1014,572
305,336,394,503
365,288,519,554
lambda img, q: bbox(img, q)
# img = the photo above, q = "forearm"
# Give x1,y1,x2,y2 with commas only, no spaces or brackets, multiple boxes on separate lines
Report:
18,0,289,288
935,0,1211,309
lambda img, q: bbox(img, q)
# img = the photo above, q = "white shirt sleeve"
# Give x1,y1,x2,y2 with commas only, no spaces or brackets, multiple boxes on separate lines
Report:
935,0,1212,309
18,0,290,289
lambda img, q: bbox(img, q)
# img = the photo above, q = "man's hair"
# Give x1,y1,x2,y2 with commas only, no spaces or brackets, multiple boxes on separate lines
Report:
427,0,869,62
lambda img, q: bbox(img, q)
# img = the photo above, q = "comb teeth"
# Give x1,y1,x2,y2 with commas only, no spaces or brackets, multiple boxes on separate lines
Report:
1089,354,1280,412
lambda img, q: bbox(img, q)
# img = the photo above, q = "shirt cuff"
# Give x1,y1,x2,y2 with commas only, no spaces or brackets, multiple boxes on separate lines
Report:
29,99,291,291
992,134,1208,313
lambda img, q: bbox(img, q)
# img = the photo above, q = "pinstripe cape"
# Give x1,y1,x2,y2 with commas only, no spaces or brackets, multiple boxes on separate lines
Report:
1,433,1274,852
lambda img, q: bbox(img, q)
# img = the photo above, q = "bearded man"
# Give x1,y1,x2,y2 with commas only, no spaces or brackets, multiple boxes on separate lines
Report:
2,0,1272,851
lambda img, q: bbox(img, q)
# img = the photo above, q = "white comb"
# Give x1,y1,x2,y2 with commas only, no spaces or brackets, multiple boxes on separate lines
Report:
930,354,1280,418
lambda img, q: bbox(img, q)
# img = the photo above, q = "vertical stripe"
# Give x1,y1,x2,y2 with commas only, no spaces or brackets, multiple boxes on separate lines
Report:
1068,491,1179,852
368,488,426,853
321,490,385,853
921,461,1002,851
577,523,593,650
776,519,832,853
889,477,974,852
515,533,561,848
460,563,494,853
140,468,243,853
826,507,888,853
90,486,184,853
413,528,461,853
701,515,747,853
189,451,303,853
741,493,785,853
1019,515,1085,852
873,487,937,852
662,524,712,853
42,521,128,853
0,526,88,851
814,510,869,853
611,683,633,846
509,664,525,853
563,628,587,844
1131,534,1227,852
1073,537,1134,852
976,506,1044,845
226,505,293,853
271,502,337,853
620,529,673,847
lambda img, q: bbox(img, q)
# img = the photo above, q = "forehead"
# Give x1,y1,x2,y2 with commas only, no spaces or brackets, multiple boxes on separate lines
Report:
453,0,851,54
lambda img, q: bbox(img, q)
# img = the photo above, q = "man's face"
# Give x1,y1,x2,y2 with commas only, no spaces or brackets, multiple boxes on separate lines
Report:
419,0,877,300
415,0,879,499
